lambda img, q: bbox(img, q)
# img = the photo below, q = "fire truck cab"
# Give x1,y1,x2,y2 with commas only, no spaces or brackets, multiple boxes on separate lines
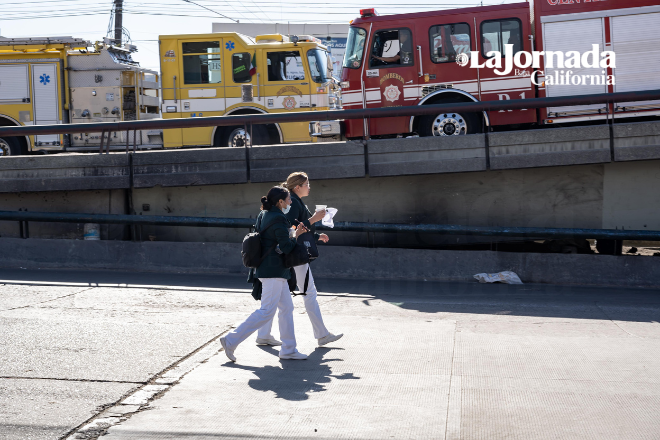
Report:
159,32,341,149
340,1,660,139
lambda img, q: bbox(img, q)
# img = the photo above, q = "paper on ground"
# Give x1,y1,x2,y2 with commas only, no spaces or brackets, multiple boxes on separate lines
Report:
473,271,523,284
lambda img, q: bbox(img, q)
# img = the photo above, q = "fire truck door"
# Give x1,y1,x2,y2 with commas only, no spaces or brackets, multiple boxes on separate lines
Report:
178,39,225,147
426,22,479,99
478,17,536,126
263,49,312,143
363,28,418,136
31,63,60,145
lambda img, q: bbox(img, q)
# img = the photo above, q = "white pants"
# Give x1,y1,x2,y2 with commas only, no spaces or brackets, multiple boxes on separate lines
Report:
258,264,329,340
224,278,297,356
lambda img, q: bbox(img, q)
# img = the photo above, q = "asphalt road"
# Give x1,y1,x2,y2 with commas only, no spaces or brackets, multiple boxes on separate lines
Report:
1,268,660,439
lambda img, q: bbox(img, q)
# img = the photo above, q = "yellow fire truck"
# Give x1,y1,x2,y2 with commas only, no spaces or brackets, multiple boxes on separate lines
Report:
158,32,341,148
0,33,340,156
0,37,161,156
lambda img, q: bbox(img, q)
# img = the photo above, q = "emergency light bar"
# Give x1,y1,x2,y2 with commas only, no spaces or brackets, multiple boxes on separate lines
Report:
296,35,322,44
360,8,378,17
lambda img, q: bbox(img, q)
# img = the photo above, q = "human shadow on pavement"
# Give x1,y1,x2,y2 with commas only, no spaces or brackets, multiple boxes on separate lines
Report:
224,346,359,401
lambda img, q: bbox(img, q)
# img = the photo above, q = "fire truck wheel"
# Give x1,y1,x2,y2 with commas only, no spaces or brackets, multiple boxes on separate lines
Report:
418,110,482,137
0,137,21,156
218,125,270,148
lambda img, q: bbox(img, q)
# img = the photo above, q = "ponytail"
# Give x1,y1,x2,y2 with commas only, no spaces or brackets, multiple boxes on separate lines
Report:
281,171,308,192
260,186,289,211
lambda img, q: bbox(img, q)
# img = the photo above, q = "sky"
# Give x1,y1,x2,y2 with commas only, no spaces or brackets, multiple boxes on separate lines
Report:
0,0,524,73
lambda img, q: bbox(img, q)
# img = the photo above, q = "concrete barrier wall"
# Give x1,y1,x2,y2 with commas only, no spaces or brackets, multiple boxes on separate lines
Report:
367,135,486,177
249,141,365,183
2,238,658,288
489,125,611,170
613,121,660,162
2,122,660,194
0,163,606,244
133,147,248,188
0,153,129,193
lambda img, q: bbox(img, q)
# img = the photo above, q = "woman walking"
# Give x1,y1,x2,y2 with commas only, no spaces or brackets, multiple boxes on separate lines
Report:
256,172,343,348
220,186,309,362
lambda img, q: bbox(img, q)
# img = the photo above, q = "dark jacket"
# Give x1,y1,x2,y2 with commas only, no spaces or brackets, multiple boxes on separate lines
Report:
254,207,297,279
286,192,321,241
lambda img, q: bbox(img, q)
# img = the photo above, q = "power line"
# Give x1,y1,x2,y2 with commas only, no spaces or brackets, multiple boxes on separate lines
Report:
180,0,239,22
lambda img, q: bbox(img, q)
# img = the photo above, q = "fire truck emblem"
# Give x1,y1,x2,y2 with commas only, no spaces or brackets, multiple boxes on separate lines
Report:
383,84,401,102
282,97,297,110
456,53,469,67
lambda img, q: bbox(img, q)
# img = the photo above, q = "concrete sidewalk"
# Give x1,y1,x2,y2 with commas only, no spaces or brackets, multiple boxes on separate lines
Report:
91,280,660,439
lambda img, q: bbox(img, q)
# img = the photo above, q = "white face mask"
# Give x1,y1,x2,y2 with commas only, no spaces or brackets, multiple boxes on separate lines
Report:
281,203,291,214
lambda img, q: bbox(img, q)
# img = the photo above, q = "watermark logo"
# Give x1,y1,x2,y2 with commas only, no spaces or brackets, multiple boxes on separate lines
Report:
460,44,615,86
456,53,470,67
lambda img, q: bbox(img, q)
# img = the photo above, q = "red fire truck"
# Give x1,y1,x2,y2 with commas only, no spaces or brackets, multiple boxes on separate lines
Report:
339,0,660,139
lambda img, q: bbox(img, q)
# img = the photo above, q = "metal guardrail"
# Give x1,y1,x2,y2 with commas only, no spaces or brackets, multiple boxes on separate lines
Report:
1,211,658,241
0,89,659,138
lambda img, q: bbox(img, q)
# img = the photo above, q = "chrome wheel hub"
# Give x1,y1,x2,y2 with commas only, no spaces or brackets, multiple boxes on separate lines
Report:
0,139,11,156
432,113,467,136
227,128,251,148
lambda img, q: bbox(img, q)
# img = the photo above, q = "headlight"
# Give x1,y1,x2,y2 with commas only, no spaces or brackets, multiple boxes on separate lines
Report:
340,81,350,89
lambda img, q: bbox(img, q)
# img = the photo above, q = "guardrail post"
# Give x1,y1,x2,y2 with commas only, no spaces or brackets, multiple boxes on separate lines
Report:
105,131,111,154
608,102,615,162
127,152,136,241
133,129,137,152
18,208,29,239
484,118,491,171
98,130,106,155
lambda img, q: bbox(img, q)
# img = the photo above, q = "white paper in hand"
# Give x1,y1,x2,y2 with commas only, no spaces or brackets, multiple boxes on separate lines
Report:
322,208,338,228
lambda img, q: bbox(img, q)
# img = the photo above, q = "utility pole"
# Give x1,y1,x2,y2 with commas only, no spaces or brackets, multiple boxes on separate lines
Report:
114,0,123,46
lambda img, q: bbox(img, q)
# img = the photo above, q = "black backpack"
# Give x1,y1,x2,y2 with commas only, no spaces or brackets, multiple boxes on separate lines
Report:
241,220,281,268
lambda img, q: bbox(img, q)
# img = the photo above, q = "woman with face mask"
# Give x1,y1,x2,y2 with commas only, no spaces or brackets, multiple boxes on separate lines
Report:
220,186,309,362
256,172,343,348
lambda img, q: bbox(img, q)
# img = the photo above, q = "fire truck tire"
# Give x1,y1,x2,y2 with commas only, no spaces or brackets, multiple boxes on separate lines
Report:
417,107,483,137
0,137,22,156
216,125,271,148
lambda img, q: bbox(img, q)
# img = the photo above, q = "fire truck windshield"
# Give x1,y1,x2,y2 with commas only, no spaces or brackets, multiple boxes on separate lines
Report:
343,27,367,69
307,49,330,83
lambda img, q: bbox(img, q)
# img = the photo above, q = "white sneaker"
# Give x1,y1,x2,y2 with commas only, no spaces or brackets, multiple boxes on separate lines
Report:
220,336,236,362
256,338,283,346
279,351,308,360
318,333,343,347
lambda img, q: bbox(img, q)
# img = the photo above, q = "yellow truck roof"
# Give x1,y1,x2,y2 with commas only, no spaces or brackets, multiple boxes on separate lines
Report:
158,32,327,50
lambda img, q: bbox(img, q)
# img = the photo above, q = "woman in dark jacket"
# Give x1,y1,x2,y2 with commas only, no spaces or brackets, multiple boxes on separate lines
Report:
220,186,309,362
256,172,343,348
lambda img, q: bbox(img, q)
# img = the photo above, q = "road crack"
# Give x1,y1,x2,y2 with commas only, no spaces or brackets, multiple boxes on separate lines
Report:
0,376,145,384
3,286,96,311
